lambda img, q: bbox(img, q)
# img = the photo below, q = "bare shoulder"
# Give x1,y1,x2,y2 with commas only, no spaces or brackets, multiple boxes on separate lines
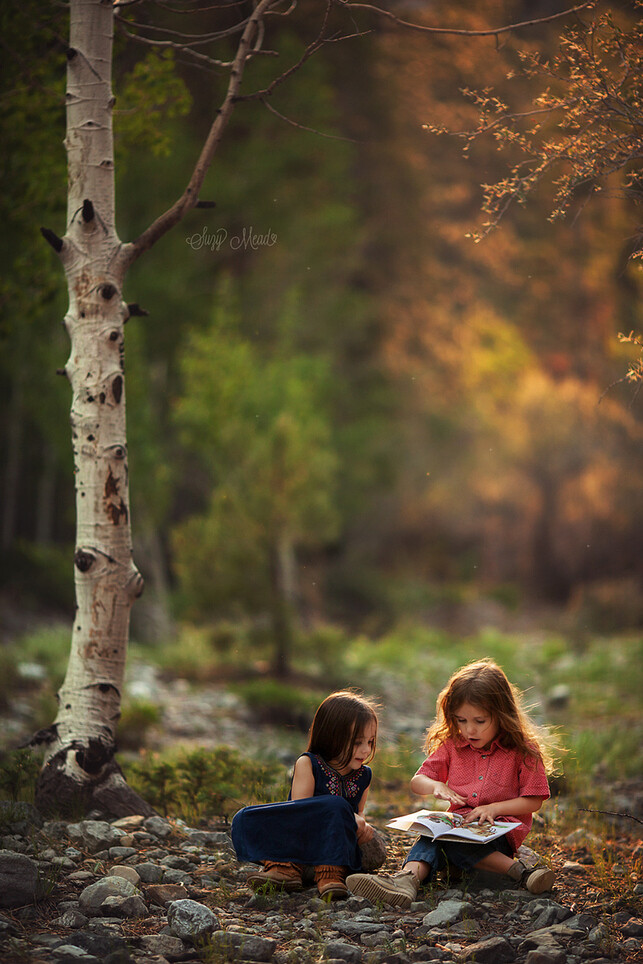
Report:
293,754,314,776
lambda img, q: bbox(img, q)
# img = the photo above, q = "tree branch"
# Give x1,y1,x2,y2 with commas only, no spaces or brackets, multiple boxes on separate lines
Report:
118,0,276,269
579,807,643,825
334,0,595,38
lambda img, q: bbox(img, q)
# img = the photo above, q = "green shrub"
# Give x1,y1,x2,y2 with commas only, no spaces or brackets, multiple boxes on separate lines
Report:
124,745,289,822
0,748,41,803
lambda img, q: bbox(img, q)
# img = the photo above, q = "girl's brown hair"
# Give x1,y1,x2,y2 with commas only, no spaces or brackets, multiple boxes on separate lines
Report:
308,690,379,770
424,659,555,773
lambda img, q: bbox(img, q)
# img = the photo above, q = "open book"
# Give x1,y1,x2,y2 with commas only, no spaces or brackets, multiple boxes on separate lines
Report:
386,809,517,844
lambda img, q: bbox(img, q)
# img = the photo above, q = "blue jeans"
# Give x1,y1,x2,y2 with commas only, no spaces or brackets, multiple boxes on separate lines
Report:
403,834,513,881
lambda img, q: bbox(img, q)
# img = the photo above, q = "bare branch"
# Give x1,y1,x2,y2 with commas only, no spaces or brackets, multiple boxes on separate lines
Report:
334,0,595,38
118,0,277,269
261,97,358,141
579,807,643,825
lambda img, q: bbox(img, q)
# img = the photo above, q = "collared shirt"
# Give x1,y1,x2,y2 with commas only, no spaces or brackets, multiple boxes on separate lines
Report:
416,736,550,851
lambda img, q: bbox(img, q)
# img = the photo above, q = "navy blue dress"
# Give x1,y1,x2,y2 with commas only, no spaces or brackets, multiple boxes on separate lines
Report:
231,752,371,871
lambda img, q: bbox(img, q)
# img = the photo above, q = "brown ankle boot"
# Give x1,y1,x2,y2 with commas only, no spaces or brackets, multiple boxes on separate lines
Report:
247,861,303,892
314,864,348,899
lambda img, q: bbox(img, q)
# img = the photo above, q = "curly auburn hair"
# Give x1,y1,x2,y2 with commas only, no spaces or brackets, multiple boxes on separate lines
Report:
424,658,556,774
307,689,379,770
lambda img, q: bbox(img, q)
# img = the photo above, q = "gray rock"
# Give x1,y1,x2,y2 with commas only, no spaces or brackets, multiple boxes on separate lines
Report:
108,847,137,860
133,861,164,883
161,854,194,870
144,816,173,838
185,830,232,847
67,820,124,853
167,898,219,942
334,917,391,936
62,930,130,957
621,917,643,937
530,905,561,928
208,930,277,961
460,937,515,962
107,865,141,886
79,876,139,916
51,945,99,962
163,868,193,884
323,941,363,962
53,909,90,928
564,912,597,932
0,849,42,907
101,894,148,918
138,933,187,958
422,900,475,927
524,950,566,964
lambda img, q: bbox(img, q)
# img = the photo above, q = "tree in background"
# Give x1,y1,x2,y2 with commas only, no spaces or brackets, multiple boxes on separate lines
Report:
172,281,339,677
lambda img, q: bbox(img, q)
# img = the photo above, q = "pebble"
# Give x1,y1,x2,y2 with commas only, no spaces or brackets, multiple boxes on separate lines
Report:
0,814,638,964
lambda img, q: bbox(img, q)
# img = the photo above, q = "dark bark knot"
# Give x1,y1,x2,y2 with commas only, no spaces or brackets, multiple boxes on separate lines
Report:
82,199,95,223
112,375,123,404
104,468,128,526
74,550,95,573
101,283,117,300
75,737,114,775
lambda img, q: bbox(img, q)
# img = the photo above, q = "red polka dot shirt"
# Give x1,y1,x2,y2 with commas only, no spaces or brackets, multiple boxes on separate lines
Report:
416,736,551,852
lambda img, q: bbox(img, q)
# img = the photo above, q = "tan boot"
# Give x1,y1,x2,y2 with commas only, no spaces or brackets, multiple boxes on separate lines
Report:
346,869,419,909
314,864,348,899
247,861,303,892
507,859,555,894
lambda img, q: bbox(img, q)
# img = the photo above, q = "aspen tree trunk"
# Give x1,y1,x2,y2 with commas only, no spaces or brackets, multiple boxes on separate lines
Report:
34,0,152,816
32,0,271,816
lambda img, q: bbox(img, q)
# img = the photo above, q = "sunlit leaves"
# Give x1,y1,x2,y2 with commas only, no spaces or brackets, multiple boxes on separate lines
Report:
461,7,643,245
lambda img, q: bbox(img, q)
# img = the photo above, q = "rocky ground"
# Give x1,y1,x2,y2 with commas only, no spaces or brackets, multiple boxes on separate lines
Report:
0,803,641,964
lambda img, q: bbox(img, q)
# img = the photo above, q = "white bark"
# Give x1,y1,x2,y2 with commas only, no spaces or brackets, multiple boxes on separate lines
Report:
36,0,145,814
34,0,269,815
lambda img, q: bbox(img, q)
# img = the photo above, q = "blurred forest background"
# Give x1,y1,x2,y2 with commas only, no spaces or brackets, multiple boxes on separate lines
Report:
1,0,642,780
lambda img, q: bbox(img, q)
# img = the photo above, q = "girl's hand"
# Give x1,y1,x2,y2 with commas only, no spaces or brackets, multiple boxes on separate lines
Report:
463,805,496,825
355,813,374,844
433,782,467,807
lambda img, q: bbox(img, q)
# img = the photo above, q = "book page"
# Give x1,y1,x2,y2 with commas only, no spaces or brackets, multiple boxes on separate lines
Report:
386,809,517,843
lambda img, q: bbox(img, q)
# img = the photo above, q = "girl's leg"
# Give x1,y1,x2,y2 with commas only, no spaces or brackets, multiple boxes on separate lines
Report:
473,851,514,874
403,859,431,883
473,849,555,895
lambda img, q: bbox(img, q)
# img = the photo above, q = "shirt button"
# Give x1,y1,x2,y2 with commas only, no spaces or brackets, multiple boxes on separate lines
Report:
472,792,478,798
478,775,483,780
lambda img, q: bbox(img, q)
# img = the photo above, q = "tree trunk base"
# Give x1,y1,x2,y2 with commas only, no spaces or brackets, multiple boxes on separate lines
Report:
35,747,156,819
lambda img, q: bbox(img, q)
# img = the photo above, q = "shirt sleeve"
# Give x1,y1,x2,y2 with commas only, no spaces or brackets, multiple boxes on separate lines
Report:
517,752,551,800
415,743,450,783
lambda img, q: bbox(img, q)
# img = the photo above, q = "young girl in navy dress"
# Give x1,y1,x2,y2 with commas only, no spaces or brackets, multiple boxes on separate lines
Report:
347,659,556,908
232,690,385,899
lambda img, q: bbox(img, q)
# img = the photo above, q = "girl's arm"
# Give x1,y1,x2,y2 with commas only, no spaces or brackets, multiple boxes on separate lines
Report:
463,795,546,824
290,755,316,800
410,772,467,807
